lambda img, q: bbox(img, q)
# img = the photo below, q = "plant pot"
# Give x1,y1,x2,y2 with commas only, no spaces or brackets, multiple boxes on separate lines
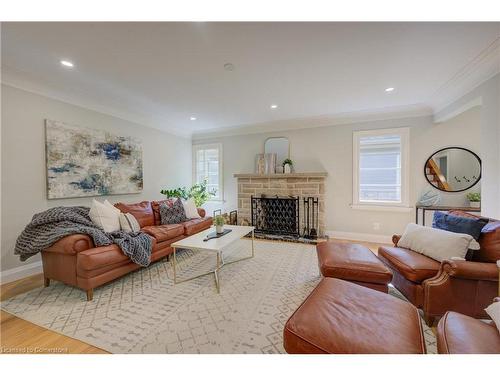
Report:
469,201,480,208
283,164,292,174
216,225,224,234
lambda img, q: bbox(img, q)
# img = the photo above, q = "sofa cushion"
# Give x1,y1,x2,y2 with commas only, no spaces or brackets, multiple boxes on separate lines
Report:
283,278,425,354
437,311,500,354
152,199,174,225
183,217,213,236
77,244,129,271
115,201,154,228
142,224,184,243
160,199,187,224
378,246,440,283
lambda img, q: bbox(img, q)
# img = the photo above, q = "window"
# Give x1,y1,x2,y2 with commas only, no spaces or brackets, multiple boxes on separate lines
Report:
353,128,410,209
193,143,223,201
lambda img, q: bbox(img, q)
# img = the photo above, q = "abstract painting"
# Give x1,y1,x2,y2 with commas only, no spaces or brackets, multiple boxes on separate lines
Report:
45,119,143,199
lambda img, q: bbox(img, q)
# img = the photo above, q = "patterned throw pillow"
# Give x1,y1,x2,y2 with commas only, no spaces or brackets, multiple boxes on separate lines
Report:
160,198,187,224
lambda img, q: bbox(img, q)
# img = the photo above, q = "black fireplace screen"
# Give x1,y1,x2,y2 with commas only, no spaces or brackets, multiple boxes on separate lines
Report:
251,196,300,237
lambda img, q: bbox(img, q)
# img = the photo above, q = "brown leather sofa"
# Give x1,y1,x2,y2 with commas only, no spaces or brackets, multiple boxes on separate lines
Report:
437,310,500,354
378,211,500,325
41,199,213,300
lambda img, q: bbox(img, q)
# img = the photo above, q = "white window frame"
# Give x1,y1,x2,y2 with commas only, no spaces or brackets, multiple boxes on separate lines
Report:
192,143,224,202
352,127,411,211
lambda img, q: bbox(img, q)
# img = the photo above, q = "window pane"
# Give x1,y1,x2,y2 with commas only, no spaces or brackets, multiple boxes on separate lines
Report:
359,134,402,203
195,145,221,200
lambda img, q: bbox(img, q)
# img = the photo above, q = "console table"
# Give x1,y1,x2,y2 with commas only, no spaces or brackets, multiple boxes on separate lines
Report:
415,204,481,226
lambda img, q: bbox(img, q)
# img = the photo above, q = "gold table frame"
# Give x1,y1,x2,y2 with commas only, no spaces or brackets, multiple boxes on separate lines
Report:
172,230,255,293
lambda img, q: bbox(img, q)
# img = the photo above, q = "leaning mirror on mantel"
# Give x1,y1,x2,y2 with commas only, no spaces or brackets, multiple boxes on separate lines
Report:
424,147,481,192
264,137,290,169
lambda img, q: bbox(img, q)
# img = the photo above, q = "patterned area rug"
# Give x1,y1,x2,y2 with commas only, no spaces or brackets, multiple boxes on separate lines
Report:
1,240,436,353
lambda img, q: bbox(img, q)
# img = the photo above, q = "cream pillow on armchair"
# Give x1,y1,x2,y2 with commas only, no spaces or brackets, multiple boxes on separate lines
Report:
397,223,474,262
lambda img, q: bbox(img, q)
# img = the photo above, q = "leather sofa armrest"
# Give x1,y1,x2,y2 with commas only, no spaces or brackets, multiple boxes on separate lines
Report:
392,235,401,246
197,208,206,218
43,234,94,255
438,260,499,281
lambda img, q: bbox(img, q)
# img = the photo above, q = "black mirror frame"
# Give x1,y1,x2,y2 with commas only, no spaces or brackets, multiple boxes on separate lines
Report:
424,146,482,193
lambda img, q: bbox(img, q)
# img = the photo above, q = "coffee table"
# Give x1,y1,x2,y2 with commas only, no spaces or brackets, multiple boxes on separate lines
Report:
171,225,255,293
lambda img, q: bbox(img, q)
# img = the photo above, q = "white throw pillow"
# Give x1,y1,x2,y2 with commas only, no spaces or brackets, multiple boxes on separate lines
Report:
104,199,121,214
397,223,473,262
119,213,141,233
485,301,500,335
89,199,121,232
182,198,201,219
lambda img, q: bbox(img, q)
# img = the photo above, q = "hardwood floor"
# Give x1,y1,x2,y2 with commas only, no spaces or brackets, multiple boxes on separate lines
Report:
1,274,107,354
0,238,386,354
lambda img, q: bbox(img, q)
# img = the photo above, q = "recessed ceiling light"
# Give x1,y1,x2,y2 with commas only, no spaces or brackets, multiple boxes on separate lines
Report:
270,104,278,109
190,116,197,121
385,87,395,92
60,60,74,68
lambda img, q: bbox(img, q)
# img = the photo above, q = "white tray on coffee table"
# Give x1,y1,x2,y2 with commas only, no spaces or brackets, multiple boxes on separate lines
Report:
171,225,255,293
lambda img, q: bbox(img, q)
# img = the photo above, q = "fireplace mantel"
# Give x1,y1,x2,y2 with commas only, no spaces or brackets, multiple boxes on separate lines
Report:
233,172,327,179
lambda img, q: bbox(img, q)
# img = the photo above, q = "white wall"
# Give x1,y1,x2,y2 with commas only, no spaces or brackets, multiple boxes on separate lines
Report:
194,107,482,241
1,84,192,273
434,74,499,218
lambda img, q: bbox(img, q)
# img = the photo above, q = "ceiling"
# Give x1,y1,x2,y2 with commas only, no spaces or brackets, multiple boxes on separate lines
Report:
2,22,499,137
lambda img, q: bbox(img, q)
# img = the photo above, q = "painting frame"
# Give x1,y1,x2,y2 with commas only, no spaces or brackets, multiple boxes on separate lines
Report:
45,119,143,199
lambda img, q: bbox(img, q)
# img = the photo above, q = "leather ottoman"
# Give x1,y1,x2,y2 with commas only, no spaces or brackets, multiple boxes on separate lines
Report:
316,242,393,292
283,278,426,354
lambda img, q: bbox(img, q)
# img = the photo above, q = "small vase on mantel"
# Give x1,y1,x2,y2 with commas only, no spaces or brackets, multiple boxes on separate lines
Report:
284,164,291,174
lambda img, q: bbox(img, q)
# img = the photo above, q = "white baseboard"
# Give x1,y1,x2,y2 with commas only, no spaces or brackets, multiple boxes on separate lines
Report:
325,230,392,244
0,261,43,284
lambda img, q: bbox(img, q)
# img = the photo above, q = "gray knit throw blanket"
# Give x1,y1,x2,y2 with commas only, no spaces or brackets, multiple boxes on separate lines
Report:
15,206,153,267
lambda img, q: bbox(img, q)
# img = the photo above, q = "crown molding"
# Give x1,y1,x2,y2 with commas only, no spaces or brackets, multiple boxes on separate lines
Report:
430,37,500,114
192,104,433,140
1,66,191,139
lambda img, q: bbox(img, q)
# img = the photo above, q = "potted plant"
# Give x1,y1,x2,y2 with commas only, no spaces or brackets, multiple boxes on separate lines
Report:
466,192,481,208
214,215,225,234
160,179,215,207
282,158,294,174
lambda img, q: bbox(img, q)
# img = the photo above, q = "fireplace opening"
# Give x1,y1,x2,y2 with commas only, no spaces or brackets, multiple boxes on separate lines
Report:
251,196,300,237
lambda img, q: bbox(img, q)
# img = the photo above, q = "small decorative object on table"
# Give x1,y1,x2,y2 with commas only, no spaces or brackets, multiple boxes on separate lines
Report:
466,192,481,208
214,214,225,234
282,158,294,174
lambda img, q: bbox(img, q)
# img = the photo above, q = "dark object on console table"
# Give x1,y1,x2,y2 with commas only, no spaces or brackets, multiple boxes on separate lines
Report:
203,229,232,241
415,204,481,226
41,200,213,301
283,278,426,354
316,241,393,293
378,210,500,325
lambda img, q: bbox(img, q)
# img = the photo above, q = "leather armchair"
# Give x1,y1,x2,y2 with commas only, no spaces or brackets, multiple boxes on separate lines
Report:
379,215,500,325
423,259,498,323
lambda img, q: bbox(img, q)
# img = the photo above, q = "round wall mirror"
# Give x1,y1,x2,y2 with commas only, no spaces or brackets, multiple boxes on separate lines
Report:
424,147,481,192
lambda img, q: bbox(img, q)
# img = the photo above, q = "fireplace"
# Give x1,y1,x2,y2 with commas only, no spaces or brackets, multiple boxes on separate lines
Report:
251,196,300,237
234,172,327,237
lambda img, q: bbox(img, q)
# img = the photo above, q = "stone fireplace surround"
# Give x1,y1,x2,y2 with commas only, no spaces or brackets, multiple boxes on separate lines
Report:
234,172,327,237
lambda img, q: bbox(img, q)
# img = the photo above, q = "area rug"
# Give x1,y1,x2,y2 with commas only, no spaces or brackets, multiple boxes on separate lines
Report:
1,240,436,353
